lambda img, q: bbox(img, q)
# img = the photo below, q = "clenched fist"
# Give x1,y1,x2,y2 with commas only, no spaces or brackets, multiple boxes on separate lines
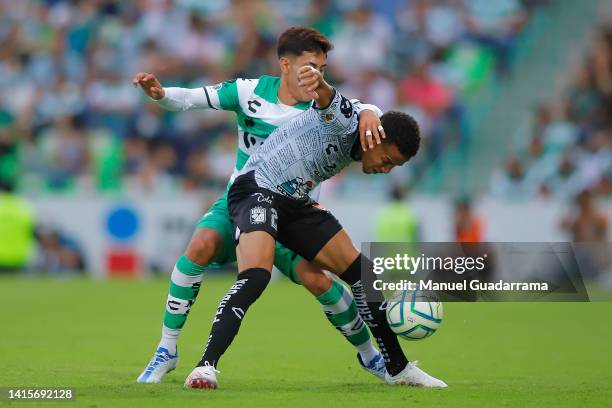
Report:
297,66,324,100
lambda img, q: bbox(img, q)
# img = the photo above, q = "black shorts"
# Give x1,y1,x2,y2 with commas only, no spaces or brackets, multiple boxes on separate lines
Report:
228,171,343,261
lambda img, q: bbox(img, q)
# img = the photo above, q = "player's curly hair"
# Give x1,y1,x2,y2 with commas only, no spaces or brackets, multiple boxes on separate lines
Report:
381,111,421,160
277,26,333,57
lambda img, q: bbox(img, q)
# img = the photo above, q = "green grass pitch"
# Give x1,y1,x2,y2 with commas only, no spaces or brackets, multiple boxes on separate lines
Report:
1,275,611,407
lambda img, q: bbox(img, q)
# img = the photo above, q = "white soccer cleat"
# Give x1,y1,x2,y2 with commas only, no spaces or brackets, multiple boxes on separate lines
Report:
184,365,220,389
136,347,178,384
357,352,387,381
385,361,448,388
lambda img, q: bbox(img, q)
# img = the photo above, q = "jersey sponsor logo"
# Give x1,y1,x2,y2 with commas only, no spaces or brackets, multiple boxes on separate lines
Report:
247,99,262,113
250,206,266,224
240,130,266,152
243,131,258,149
251,192,273,205
276,177,313,198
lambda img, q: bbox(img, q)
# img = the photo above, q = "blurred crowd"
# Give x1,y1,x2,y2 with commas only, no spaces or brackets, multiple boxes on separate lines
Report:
491,24,612,202
0,0,548,195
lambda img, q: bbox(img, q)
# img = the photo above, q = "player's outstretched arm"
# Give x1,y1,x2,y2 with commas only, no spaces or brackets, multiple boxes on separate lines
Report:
133,71,208,112
132,72,241,112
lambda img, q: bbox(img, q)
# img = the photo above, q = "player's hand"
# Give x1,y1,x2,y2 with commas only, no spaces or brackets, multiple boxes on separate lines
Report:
359,109,385,151
132,72,165,100
298,66,323,99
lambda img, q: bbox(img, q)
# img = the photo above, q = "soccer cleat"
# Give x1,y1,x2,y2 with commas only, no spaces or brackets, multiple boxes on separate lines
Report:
184,365,220,389
385,361,448,388
357,352,387,381
136,347,178,384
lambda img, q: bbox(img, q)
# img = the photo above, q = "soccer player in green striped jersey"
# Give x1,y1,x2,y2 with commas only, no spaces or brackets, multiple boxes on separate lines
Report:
133,27,387,384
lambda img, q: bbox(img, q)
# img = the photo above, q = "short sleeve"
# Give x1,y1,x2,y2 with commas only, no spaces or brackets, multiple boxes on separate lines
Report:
314,89,359,135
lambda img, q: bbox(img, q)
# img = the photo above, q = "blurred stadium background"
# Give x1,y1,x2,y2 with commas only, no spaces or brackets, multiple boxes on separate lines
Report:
0,0,610,280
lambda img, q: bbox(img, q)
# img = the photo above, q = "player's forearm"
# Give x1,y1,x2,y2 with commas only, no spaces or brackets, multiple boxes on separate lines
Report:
315,89,359,134
354,102,383,118
313,82,335,109
154,87,209,112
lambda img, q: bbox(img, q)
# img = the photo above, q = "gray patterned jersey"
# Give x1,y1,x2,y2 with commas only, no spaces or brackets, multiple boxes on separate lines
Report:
237,90,368,199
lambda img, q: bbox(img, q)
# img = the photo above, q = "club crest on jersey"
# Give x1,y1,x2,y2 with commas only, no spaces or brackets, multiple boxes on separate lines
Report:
321,113,335,122
250,206,266,224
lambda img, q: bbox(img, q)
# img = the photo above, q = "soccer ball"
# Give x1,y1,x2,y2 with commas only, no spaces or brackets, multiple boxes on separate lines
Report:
385,290,443,340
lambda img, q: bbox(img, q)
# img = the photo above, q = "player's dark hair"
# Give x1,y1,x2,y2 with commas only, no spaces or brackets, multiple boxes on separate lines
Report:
277,26,333,57
380,111,421,160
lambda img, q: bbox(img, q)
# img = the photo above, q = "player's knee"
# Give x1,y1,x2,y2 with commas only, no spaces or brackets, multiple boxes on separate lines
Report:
185,228,223,265
236,231,275,271
297,263,332,296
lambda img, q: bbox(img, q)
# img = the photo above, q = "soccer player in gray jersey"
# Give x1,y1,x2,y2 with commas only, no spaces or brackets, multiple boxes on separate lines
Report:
185,66,448,389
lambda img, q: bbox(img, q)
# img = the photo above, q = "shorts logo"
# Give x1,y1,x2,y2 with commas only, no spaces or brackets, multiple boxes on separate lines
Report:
250,206,266,224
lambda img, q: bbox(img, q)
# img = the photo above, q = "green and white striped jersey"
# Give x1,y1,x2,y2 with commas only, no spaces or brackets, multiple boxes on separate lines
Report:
203,76,311,178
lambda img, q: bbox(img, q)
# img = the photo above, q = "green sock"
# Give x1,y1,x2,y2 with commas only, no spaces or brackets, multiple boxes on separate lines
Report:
159,255,205,354
317,280,378,364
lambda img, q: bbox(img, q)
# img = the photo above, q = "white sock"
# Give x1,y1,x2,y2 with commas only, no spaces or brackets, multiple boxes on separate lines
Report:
159,325,179,355
356,340,379,365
